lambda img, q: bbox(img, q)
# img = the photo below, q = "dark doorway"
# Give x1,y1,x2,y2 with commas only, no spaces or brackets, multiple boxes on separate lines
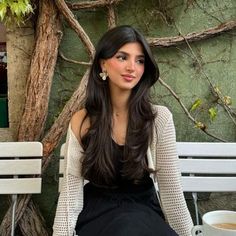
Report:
0,23,8,128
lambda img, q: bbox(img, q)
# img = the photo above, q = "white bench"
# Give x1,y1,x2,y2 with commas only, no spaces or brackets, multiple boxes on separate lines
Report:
0,142,43,236
177,142,236,224
58,142,236,225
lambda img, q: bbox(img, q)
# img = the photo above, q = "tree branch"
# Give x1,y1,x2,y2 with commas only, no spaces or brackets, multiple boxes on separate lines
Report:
66,0,123,10
147,20,236,47
59,51,91,66
174,23,236,126
55,0,95,59
158,77,227,142
107,4,117,29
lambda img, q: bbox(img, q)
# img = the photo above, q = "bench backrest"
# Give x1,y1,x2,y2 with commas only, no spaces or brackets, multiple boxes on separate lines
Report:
0,142,43,194
59,142,236,192
177,142,236,192
58,141,236,225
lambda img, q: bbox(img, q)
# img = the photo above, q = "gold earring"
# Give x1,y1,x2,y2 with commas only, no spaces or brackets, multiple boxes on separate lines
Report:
99,71,108,81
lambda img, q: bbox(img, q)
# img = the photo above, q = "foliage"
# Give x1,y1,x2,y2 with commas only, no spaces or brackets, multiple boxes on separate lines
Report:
0,0,33,25
208,107,217,121
190,98,202,111
190,98,218,128
190,82,234,129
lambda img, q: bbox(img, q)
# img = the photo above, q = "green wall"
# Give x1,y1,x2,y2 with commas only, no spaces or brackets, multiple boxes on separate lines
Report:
48,0,236,142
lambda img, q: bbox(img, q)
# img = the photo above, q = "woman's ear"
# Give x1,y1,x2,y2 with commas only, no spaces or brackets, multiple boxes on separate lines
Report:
99,59,106,71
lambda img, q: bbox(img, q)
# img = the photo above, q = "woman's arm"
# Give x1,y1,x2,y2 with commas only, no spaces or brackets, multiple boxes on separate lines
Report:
53,110,89,236
154,106,193,236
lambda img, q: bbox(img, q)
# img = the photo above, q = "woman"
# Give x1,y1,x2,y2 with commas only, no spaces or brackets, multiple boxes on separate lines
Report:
53,25,193,236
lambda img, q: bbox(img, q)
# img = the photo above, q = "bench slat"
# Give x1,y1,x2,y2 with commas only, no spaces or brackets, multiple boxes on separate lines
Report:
0,178,42,194
182,176,236,192
59,177,63,192
0,159,41,175
180,159,236,174
59,159,64,174
60,144,66,156
0,142,43,157
177,142,236,157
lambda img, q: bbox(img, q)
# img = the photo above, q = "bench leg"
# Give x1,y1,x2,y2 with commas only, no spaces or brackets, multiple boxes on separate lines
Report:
192,192,200,225
11,194,17,236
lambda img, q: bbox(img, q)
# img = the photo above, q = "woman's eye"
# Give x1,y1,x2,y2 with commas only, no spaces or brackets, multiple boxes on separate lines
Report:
116,55,126,61
136,59,145,64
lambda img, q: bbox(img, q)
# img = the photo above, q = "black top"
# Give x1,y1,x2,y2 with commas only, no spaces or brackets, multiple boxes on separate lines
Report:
89,139,152,192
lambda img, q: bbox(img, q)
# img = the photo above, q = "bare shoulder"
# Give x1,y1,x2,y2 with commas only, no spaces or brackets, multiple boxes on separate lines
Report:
70,108,90,144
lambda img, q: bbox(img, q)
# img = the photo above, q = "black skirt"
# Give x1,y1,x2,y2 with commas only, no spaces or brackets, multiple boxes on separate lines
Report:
75,177,178,236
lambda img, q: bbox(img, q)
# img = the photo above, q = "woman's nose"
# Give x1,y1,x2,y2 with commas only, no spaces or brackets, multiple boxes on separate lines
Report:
126,60,135,71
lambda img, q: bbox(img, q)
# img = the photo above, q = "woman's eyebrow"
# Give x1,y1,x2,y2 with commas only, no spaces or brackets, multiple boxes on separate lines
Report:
117,50,145,57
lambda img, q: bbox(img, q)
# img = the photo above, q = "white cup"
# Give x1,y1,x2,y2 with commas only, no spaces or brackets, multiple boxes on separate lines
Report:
191,210,236,236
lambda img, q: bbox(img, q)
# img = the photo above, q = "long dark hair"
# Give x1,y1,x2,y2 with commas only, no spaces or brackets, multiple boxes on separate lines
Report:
81,25,159,186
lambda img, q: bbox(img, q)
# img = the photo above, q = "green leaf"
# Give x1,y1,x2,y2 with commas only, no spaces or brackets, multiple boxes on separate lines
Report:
0,1,7,21
18,1,26,13
208,107,217,121
24,2,33,14
10,2,24,17
190,98,202,111
1,0,33,25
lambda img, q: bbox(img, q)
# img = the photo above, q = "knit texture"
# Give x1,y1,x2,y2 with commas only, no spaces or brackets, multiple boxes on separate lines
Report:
53,105,193,236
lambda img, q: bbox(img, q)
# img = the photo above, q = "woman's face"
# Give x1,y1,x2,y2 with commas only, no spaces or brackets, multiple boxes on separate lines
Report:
100,42,145,92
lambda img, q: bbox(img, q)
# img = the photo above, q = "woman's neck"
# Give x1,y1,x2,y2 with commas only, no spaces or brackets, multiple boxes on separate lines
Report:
110,88,130,145
110,88,130,116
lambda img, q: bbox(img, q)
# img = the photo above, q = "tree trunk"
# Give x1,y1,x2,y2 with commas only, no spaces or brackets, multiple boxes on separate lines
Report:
19,200,49,236
0,197,50,236
0,0,61,235
18,0,61,141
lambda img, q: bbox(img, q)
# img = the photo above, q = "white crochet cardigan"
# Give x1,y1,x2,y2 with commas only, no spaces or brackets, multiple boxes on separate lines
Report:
53,105,193,236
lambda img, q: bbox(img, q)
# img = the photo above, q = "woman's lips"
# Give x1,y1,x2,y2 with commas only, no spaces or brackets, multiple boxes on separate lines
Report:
122,74,135,81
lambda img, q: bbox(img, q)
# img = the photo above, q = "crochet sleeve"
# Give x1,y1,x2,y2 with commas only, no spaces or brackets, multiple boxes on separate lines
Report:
53,124,84,236
155,108,193,236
